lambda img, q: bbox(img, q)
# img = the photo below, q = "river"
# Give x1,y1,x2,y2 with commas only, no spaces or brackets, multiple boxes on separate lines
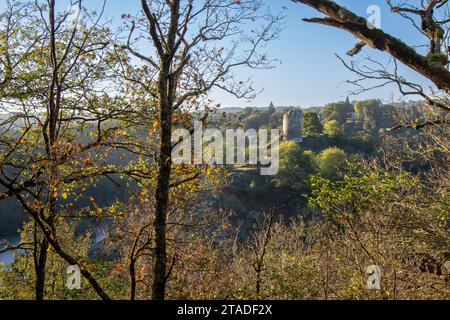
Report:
0,227,107,264
0,234,20,264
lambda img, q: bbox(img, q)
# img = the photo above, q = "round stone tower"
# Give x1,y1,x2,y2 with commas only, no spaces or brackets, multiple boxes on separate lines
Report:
283,109,303,142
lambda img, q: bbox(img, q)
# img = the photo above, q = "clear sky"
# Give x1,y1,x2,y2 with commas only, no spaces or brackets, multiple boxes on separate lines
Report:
7,0,435,108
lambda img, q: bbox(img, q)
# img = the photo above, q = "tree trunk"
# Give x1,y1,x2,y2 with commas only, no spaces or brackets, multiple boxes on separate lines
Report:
34,238,48,300
129,258,136,300
151,64,173,300
142,0,179,300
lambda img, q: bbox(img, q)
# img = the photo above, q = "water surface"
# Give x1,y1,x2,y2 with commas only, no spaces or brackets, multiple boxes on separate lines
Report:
0,234,20,264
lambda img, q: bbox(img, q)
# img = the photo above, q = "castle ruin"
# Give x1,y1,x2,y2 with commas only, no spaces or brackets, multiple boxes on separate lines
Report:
283,109,303,143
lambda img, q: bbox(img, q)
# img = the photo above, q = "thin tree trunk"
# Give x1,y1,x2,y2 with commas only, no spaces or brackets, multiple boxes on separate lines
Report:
129,258,136,300
34,238,48,300
151,91,173,300
149,0,180,300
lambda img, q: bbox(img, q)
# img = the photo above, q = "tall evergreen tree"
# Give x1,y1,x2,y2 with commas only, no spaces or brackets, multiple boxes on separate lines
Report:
303,112,323,136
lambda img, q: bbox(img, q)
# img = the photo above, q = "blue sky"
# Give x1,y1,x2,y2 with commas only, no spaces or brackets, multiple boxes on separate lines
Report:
88,0,434,108
7,0,434,108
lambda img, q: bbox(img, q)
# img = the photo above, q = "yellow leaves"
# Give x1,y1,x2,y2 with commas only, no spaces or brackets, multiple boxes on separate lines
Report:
152,119,159,132
84,157,93,167
436,209,448,221
17,137,28,144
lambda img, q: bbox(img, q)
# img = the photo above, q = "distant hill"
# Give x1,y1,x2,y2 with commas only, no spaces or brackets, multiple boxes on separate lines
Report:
218,106,301,113
217,107,242,113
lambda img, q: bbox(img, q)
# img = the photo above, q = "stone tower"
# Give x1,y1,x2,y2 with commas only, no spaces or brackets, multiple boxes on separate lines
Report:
283,109,303,142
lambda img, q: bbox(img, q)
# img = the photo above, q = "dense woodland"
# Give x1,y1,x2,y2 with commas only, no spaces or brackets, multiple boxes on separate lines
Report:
0,0,449,300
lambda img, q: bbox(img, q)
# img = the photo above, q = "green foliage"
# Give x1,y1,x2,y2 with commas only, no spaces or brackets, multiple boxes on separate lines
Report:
268,109,286,129
309,170,415,222
243,112,269,130
1,221,94,299
321,101,353,124
273,141,317,190
324,120,344,137
267,102,276,114
316,147,346,180
353,99,395,133
302,112,323,136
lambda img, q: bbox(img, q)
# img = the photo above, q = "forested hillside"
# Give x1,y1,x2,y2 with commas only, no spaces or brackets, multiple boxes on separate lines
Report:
0,99,421,235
